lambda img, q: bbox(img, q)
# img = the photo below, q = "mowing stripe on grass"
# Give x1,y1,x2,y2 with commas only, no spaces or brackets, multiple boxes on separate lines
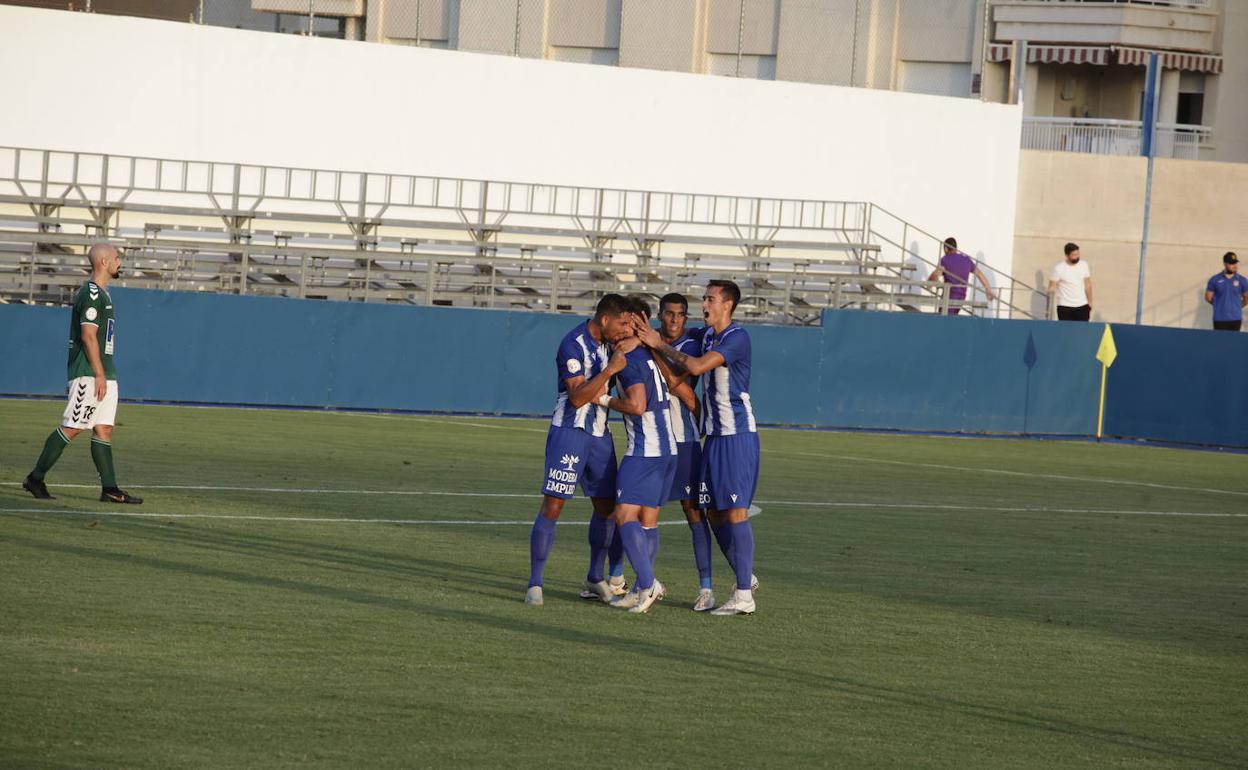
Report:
1,502,1243,523
772,449,1248,498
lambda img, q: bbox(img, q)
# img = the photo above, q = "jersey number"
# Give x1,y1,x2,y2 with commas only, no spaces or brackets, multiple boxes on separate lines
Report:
645,360,667,399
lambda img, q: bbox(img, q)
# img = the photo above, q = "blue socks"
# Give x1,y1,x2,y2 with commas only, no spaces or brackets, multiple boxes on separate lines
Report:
644,526,659,569
528,515,557,588
608,529,625,579
712,521,736,570
730,520,755,592
689,518,713,589
618,521,654,591
586,514,616,583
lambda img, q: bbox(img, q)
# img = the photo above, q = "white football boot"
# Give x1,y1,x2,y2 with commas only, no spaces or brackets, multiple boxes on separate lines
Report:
610,588,642,610
524,586,544,605
751,573,760,593
579,580,614,604
692,588,716,612
628,582,661,614
608,575,628,596
653,578,667,602
709,588,756,615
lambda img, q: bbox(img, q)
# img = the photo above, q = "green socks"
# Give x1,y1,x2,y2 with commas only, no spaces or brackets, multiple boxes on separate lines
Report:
31,428,71,481
90,437,118,489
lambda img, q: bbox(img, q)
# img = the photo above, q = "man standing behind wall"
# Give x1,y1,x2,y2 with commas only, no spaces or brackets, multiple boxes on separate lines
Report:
927,237,994,315
1049,242,1093,321
1205,252,1247,331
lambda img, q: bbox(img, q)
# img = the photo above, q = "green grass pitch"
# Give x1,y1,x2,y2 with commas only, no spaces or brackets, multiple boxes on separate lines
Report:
1,399,1245,768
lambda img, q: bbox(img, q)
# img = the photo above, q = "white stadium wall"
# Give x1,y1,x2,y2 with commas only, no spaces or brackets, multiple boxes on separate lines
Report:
0,5,1022,278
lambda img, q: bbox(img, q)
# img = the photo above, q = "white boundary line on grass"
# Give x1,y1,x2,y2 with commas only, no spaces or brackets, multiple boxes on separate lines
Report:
768,449,1248,498
3,482,1246,518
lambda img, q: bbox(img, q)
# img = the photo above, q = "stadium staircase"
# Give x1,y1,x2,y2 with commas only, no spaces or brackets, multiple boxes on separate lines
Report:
0,146,1049,324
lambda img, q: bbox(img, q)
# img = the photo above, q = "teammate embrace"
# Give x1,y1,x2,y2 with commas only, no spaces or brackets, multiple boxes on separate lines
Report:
525,280,760,616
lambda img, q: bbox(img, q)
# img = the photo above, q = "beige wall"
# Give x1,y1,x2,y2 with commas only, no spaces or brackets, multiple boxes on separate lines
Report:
1014,150,1248,328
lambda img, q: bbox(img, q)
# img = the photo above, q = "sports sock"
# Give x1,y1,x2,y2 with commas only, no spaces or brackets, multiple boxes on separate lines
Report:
31,428,71,481
586,514,616,584
730,520,755,592
689,518,713,590
608,529,625,579
643,526,659,570
528,515,557,588
90,437,117,489
618,521,654,591
712,521,736,570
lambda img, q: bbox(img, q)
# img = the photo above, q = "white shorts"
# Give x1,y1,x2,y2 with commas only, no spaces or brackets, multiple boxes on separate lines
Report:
62,376,119,430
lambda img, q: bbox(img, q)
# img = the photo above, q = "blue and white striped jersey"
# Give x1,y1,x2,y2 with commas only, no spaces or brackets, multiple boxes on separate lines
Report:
700,322,757,437
617,347,678,458
667,327,705,444
550,321,610,438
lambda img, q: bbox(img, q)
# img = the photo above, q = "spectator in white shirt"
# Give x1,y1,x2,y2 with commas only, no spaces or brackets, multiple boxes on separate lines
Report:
1048,242,1093,322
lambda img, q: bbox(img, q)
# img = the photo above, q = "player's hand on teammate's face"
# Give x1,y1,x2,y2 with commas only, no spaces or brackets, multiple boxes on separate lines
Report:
94,375,108,401
631,317,661,347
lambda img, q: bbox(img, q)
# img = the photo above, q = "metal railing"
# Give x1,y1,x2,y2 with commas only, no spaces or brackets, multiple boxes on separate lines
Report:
0,145,1048,322
1021,117,1211,160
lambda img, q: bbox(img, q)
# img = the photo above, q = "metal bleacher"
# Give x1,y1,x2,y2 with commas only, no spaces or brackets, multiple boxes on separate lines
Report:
0,146,1049,323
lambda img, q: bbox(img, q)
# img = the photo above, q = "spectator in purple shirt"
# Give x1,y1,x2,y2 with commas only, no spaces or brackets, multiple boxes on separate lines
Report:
928,237,995,315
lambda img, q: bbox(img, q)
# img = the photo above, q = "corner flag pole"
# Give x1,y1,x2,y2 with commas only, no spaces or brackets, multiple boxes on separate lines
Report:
1095,324,1118,440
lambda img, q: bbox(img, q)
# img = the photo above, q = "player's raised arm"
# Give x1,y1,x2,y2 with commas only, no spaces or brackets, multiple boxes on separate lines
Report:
631,318,724,376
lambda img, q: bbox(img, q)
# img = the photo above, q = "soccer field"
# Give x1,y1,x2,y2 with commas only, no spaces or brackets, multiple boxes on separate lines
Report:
1,399,1245,769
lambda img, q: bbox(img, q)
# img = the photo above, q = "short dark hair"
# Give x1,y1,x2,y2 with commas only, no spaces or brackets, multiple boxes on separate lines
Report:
594,293,630,319
707,279,741,313
627,294,652,320
1064,242,1080,256
659,292,688,313
943,237,957,250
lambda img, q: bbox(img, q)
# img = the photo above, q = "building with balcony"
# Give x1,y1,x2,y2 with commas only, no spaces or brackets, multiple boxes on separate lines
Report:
983,0,1246,162
249,0,1242,163
4,0,1245,162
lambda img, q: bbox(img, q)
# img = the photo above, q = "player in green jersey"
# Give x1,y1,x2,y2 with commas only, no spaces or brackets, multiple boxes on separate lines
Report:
22,243,143,504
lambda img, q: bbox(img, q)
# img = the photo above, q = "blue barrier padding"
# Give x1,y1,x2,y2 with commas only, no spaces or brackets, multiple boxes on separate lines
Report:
1104,323,1248,448
0,289,1241,447
816,311,1102,436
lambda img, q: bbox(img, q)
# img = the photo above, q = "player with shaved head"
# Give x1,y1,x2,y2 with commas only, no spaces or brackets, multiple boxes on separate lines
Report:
23,243,143,504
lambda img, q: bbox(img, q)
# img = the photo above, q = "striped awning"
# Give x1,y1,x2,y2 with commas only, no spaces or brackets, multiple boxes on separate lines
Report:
987,43,1110,65
1116,46,1223,74
988,43,1223,74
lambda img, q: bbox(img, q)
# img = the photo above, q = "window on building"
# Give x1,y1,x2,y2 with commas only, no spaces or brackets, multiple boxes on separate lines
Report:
1176,93,1204,126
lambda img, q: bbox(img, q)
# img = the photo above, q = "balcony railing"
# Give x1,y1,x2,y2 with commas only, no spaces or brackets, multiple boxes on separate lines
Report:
1021,117,1212,160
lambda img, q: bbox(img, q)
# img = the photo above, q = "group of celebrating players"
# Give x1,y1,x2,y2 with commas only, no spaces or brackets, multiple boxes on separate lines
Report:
526,279,761,616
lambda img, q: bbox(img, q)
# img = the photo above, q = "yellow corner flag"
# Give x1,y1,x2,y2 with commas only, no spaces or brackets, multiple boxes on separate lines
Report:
1095,324,1117,439
1096,324,1118,368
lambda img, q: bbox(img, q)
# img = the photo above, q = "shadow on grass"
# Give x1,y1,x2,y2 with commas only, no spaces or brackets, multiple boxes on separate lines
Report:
6,525,1244,768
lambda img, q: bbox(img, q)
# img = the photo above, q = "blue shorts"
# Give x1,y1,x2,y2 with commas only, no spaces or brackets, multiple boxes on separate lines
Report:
667,441,702,502
698,432,760,511
616,454,678,509
541,426,617,500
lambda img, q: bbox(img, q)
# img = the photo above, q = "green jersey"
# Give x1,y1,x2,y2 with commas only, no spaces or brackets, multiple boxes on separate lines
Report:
67,281,118,381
